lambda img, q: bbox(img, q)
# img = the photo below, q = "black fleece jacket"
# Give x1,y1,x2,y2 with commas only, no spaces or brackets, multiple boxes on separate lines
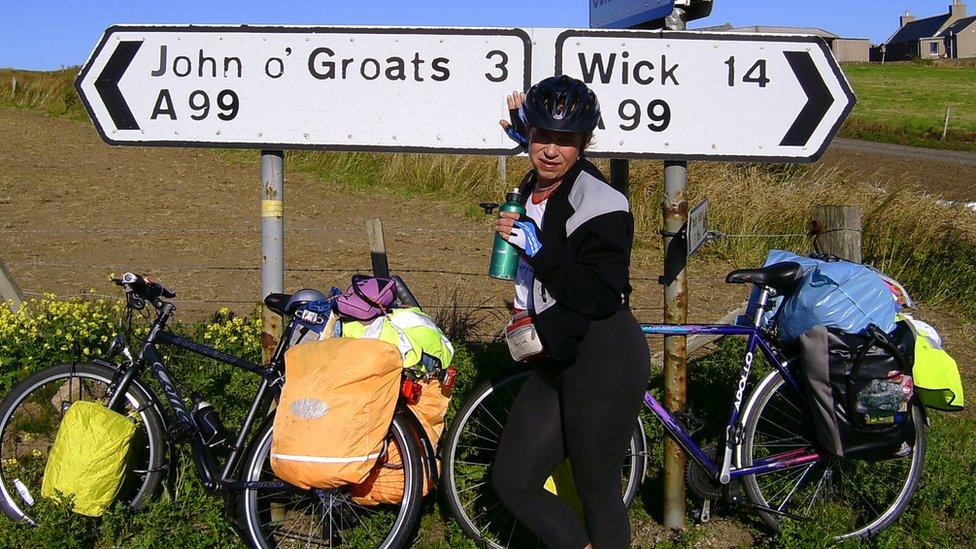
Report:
518,157,635,364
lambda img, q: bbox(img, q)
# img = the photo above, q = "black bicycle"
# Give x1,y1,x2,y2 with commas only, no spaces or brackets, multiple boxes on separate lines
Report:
0,272,437,548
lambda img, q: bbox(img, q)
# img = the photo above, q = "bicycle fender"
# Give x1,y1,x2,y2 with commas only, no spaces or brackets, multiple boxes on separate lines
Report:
400,406,439,488
734,370,783,469
93,358,171,433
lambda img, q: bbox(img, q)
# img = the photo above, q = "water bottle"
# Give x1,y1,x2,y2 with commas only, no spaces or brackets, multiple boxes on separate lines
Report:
855,379,907,424
193,400,228,447
488,188,526,280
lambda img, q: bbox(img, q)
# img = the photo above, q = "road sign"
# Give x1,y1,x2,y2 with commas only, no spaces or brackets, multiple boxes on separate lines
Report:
75,25,530,154
77,26,854,162
687,197,708,257
590,0,675,30
555,30,856,162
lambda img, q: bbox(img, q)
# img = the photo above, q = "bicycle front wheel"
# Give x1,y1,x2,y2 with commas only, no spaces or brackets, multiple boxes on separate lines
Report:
739,370,925,541
238,410,424,549
0,362,167,523
441,367,647,549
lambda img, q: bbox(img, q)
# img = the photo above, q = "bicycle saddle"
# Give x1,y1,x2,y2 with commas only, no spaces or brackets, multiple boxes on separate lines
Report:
725,261,804,292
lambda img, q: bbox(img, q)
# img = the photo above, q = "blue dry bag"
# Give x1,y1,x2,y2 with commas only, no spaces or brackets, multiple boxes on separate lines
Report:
777,260,897,344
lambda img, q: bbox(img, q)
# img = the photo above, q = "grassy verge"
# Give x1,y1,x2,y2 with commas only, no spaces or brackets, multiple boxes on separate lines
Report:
839,60,976,152
0,68,87,121
1,301,972,546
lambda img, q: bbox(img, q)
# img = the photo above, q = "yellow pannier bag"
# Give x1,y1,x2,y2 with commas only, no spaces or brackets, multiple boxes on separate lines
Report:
272,338,402,490
351,378,452,505
543,459,584,519
41,401,136,517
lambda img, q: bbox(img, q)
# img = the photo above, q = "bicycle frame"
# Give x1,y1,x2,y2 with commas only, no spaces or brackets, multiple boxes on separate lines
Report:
640,287,825,485
106,300,293,492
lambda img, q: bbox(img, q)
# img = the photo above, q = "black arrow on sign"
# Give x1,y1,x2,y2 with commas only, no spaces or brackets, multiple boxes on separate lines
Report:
780,51,833,147
95,40,142,131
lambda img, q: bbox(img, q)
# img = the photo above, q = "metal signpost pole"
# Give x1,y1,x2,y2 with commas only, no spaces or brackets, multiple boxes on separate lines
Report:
662,5,688,530
261,150,284,364
662,159,688,528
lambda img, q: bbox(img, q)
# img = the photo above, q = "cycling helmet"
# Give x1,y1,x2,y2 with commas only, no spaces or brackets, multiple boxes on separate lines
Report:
285,288,329,315
520,75,601,134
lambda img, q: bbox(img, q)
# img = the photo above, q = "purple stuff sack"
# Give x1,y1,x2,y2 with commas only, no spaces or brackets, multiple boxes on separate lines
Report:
335,275,397,320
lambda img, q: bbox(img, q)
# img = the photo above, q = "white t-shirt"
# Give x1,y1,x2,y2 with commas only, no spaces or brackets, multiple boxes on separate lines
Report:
513,196,548,311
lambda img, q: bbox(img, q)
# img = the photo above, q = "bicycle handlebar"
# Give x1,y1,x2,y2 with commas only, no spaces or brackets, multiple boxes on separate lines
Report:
114,272,176,301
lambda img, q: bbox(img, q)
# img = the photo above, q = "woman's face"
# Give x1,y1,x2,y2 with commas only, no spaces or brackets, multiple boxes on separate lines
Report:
528,127,584,185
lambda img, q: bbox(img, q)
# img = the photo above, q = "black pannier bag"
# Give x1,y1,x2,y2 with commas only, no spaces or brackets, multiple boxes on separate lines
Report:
798,322,917,459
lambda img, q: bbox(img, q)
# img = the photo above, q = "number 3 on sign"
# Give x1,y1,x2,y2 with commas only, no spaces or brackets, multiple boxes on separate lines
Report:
724,57,770,88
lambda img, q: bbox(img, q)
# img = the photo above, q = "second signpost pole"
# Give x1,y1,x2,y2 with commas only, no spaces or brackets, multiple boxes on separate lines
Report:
261,150,285,364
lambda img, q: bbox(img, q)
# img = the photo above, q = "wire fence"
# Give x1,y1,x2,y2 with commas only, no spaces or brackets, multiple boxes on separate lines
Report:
2,225,813,313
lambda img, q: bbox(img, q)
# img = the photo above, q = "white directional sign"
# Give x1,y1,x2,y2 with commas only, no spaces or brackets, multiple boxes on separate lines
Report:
556,30,855,161
77,26,854,162
76,25,530,154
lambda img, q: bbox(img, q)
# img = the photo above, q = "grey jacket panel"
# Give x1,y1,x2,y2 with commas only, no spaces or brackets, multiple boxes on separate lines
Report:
565,170,630,237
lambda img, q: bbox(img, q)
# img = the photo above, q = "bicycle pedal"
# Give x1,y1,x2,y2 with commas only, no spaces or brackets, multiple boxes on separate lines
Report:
700,499,712,523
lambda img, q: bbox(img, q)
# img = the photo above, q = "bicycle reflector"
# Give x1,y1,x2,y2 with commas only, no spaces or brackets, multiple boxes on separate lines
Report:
401,379,423,404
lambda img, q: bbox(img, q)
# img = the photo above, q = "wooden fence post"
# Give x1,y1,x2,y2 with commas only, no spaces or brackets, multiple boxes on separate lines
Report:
367,218,390,277
0,259,25,313
811,205,862,262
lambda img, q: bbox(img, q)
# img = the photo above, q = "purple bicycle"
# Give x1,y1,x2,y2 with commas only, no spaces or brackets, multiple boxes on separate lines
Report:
441,262,925,547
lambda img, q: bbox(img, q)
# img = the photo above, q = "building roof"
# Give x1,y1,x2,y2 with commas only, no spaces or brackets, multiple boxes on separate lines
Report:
729,25,840,39
940,15,976,36
694,22,868,40
888,14,952,44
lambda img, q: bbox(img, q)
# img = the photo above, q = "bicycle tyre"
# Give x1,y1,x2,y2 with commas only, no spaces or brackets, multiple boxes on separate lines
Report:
441,368,647,549
0,362,167,522
238,409,424,549
739,370,925,541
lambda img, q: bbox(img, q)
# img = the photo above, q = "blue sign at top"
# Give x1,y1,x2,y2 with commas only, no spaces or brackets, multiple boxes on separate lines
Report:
589,0,675,29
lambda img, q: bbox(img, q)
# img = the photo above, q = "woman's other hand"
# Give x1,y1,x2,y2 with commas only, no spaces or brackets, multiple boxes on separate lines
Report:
500,91,527,147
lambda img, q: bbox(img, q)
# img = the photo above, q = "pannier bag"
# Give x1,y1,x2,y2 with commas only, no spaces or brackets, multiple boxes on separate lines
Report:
543,459,584,519
41,401,137,517
350,378,452,505
799,322,917,459
335,275,397,321
778,260,898,345
901,315,965,411
272,338,402,490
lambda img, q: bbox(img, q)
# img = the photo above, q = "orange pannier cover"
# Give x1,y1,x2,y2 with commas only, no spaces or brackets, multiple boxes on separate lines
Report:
271,338,402,490
351,379,452,504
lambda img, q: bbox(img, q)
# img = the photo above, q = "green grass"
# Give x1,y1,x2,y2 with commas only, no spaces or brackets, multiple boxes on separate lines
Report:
840,60,976,151
0,68,88,121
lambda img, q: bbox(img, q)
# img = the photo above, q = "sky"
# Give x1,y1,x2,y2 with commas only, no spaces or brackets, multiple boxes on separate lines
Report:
0,1,964,70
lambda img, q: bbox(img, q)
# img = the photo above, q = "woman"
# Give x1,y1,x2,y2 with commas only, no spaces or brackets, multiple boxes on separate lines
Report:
492,75,651,549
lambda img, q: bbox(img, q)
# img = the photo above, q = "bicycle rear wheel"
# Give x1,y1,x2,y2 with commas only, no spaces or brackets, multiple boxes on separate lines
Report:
441,368,647,549
238,410,423,548
0,362,167,522
739,371,925,541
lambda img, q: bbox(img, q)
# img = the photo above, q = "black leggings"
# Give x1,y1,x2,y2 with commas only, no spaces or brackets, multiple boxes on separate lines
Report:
492,309,650,549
